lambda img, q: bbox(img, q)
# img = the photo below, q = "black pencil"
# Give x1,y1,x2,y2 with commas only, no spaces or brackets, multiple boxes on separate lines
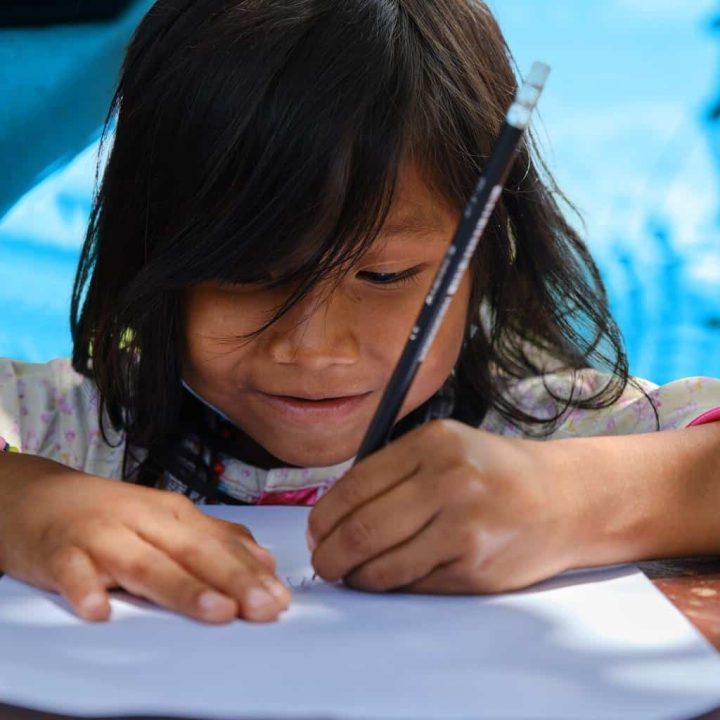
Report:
354,62,551,463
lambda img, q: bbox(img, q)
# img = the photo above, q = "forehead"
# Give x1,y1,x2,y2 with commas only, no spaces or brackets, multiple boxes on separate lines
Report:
380,164,458,238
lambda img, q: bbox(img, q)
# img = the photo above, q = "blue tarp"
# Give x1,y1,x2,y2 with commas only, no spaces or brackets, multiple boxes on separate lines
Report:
0,0,152,217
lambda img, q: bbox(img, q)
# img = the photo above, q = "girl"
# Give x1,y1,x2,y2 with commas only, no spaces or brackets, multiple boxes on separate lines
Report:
1,0,719,626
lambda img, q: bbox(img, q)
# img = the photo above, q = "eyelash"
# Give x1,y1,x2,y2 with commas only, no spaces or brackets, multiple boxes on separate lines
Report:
358,267,424,286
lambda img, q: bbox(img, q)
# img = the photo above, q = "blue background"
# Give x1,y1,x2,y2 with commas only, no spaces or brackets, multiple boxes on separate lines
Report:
1,0,718,384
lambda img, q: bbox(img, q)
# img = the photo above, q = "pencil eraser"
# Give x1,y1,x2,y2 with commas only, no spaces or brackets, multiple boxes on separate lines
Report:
526,62,551,89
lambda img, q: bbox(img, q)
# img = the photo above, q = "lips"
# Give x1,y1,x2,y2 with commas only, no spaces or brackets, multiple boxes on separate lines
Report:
270,393,364,401
256,390,373,423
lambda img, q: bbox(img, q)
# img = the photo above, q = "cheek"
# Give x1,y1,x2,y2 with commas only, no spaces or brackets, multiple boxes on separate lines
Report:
401,275,471,414
182,289,265,387
427,275,470,374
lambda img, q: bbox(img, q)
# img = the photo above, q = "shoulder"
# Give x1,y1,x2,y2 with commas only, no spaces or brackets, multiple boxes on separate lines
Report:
479,369,720,439
0,356,88,393
0,357,126,477
0,357,95,416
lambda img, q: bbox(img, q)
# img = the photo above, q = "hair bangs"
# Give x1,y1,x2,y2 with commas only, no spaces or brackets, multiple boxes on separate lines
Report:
128,0,413,325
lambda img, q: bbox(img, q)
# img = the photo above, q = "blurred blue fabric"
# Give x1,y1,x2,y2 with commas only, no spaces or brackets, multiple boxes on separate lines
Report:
0,0,152,218
0,0,152,359
0,0,718,384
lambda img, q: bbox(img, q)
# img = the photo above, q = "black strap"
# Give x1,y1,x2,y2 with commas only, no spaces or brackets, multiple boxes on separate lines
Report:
0,0,134,27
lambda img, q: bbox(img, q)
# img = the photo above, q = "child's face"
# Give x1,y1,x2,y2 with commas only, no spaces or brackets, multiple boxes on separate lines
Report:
183,165,470,467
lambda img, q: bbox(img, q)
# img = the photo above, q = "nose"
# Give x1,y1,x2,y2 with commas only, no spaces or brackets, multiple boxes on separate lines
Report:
264,285,360,370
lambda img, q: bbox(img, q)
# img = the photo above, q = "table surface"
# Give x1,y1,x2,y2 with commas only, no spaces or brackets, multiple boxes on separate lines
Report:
1,558,720,720
639,556,720,652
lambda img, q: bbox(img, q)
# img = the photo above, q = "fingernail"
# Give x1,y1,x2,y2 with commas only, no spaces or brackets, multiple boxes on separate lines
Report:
245,587,275,610
198,591,235,618
80,592,107,617
305,528,317,552
261,577,289,601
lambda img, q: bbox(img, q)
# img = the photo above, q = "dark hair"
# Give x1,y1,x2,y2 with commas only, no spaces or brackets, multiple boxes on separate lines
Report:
71,0,637,487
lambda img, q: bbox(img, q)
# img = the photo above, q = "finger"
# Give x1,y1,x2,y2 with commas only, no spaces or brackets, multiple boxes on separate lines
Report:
401,558,480,595
47,545,112,622
308,430,425,549
87,529,247,624
342,514,457,592
311,475,439,582
405,551,566,596
399,514,494,595
134,522,291,619
203,517,277,572
165,497,279,573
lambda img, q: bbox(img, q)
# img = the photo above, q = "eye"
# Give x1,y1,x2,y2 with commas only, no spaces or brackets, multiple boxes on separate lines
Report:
357,267,423,286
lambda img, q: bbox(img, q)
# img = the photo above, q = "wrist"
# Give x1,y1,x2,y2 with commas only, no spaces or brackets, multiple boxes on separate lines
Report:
543,435,665,569
650,423,720,558
550,424,720,568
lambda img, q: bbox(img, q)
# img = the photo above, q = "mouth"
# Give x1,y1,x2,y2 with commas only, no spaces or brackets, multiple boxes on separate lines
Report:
256,391,373,423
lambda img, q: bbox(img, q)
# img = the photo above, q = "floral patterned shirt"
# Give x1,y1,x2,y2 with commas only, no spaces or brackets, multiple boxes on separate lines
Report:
1,358,719,506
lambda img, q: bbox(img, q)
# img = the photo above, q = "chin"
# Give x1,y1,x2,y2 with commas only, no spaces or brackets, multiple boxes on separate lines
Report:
266,439,357,468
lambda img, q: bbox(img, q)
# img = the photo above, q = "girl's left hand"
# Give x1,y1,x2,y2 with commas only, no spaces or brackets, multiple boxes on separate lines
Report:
307,419,588,594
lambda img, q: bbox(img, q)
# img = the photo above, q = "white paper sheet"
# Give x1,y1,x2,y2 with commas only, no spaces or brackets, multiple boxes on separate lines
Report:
1,506,720,719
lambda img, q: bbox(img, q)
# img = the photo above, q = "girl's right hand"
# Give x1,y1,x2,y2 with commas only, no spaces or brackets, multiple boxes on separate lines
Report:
0,453,291,624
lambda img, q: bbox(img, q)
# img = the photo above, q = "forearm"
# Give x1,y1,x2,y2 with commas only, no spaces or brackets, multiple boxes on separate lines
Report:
0,451,82,491
554,423,720,567
0,452,88,573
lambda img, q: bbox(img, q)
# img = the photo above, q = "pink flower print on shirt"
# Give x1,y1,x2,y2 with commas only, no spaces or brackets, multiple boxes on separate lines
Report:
22,429,38,450
58,396,74,416
65,431,77,442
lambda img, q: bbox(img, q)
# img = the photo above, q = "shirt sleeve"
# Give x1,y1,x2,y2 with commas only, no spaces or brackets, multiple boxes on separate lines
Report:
0,357,126,478
480,370,720,439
